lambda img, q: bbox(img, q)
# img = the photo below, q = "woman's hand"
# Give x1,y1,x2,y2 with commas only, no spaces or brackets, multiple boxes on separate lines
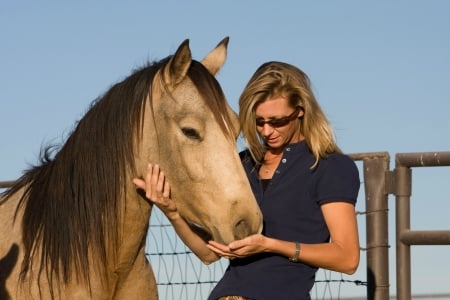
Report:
133,164,178,219
207,234,267,259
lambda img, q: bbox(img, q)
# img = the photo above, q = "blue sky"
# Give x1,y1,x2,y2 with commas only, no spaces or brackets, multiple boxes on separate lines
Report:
1,1,449,298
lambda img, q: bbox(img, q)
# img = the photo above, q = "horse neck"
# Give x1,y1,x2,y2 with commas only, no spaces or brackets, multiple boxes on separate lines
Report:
113,184,152,267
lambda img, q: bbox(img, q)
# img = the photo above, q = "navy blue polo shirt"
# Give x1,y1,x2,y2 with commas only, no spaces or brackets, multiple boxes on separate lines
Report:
208,141,360,300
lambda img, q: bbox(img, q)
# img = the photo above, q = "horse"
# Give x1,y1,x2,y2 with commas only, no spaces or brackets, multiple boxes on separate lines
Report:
0,37,263,300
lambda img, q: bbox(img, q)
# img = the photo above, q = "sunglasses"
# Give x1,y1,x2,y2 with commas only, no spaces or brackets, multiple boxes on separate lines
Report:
255,106,301,128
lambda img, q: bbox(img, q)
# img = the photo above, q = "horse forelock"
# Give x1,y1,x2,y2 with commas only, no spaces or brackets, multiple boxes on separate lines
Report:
6,57,169,291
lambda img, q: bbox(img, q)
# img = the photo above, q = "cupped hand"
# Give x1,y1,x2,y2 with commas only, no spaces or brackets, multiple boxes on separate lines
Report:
133,164,178,217
207,234,266,259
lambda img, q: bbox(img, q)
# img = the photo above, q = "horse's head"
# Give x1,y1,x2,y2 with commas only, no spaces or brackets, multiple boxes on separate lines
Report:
142,38,262,244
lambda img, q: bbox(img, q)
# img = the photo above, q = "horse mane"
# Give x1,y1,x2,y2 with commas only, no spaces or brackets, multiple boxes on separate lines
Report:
1,55,235,291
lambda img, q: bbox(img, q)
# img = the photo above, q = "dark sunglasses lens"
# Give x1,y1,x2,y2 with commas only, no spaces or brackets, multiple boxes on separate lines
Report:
256,117,290,127
256,107,300,127
255,119,265,127
269,118,290,127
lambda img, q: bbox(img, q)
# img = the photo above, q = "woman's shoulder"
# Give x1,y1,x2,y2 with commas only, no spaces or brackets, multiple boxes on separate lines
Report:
327,152,355,163
316,152,361,204
320,152,358,174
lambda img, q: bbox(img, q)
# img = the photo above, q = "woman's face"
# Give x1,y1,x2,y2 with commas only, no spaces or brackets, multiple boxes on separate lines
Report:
255,96,304,151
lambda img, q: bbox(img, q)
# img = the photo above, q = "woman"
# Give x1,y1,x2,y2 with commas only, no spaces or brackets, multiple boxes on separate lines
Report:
133,61,360,299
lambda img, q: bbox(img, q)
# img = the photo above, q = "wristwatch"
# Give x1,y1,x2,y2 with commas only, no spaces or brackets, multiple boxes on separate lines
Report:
289,241,300,262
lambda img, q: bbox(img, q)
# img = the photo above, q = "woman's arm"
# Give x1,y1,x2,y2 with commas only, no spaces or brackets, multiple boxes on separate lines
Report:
207,202,359,274
296,202,360,274
133,164,220,264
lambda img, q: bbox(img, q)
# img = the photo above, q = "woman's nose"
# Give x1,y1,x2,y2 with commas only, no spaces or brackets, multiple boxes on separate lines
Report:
261,123,274,135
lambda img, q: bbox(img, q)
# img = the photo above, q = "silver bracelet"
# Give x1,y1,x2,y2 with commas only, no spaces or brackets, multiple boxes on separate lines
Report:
289,241,300,262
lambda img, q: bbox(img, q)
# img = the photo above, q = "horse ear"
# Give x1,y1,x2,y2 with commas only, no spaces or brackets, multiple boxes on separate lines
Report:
201,37,229,76
163,39,192,87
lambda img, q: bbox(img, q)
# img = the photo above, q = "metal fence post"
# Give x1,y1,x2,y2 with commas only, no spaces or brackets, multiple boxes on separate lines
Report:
364,155,390,300
393,165,412,300
351,152,390,300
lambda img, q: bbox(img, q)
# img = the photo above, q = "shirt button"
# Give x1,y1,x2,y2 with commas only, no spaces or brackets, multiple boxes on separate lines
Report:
282,158,287,163
286,147,291,152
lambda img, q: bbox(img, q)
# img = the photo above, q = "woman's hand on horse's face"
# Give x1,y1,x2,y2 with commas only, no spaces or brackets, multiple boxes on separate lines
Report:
133,164,177,216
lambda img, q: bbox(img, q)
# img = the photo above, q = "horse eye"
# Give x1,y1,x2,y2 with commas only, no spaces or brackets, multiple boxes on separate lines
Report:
181,127,201,140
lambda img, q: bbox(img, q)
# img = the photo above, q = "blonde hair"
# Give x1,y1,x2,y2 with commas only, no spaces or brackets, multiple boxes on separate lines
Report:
239,61,341,168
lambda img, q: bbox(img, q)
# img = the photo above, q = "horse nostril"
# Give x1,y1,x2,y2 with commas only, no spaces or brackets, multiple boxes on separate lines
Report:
188,222,213,243
233,218,251,240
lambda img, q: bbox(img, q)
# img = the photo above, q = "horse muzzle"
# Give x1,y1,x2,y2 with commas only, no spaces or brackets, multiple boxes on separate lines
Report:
186,212,263,244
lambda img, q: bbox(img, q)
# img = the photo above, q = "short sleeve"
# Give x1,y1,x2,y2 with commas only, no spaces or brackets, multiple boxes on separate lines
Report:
316,154,360,205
